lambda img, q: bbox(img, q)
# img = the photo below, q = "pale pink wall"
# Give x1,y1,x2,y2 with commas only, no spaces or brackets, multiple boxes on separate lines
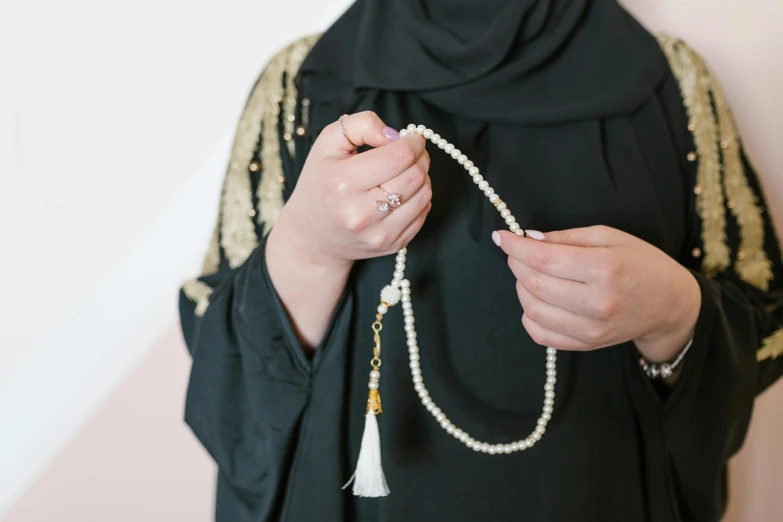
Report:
3,327,216,522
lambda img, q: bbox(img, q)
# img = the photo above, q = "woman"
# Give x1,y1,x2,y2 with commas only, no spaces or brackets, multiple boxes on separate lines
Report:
180,1,783,520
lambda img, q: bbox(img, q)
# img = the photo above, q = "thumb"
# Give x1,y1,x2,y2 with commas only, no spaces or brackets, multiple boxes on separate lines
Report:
525,225,628,247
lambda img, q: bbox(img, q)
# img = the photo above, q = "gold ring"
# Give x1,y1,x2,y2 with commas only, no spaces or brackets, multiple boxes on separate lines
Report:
338,114,359,148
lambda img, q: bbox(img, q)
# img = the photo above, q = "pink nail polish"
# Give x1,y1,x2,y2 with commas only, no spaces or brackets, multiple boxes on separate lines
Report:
492,231,502,247
525,230,545,241
383,127,400,141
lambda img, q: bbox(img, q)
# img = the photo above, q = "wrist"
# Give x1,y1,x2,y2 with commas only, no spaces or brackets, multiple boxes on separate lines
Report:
269,209,354,275
634,266,701,363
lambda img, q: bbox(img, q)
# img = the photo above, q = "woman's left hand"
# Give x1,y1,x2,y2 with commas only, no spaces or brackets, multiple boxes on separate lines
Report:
493,226,701,363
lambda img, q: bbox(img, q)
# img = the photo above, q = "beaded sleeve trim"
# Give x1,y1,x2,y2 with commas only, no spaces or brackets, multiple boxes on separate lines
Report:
181,35,319,315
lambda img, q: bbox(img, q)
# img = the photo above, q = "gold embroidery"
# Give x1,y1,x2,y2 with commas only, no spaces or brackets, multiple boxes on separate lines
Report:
658,35,730,276
182,279,214,317
757,328,783,361
709,70,773,290
256,35,320,236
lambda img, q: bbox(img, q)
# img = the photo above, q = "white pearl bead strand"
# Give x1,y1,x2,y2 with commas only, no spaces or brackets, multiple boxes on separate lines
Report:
375,124,557,454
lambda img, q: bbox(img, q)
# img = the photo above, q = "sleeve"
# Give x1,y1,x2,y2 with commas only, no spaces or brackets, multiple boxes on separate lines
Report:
631,35,783,521
178,35,339,519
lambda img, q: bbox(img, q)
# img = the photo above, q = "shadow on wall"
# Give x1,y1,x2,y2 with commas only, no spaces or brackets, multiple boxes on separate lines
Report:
2,326,216,522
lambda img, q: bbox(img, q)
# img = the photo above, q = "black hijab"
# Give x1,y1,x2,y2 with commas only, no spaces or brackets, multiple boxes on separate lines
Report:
299,0,668,124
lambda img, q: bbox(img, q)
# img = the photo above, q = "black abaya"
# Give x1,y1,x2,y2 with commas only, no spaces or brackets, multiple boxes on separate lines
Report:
180,5,783,521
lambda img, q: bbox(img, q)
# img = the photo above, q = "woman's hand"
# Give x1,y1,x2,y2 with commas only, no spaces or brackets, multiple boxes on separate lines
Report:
266,112,432,349
493,226,701,363
271,111,432,272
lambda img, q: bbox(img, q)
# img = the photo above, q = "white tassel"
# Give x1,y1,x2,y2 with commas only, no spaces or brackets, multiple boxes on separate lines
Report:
343,411,390,497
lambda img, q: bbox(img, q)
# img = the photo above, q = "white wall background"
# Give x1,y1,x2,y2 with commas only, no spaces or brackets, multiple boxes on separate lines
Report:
0,0,781,520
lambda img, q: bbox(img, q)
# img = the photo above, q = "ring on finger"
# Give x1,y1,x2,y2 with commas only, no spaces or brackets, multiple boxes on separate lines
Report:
338,114,359,148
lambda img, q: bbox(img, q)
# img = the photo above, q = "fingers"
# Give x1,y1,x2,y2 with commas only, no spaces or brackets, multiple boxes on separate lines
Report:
381,180,433,234
350,133,428,189
496,230,598,282
529,225,630,248
375,151,431,207
517,283,604,349
508,259,596,317
395,201,432,248
315,111,397,157
521,315,592,351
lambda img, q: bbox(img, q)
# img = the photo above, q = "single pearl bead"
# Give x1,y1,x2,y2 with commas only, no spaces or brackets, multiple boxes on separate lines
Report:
505,215,516,225
393,270,403,280
497,202,507,211
511,442,521,451
368,381,379,390
431,407,441,416
409,360,420,370
546,369,556,377
418,389,428,398
531,432,542,441
514,229,524,236
377,304,388,314
472,174,483,184
504,445,513,454
407,124,416,132
484,187,494,197
426,402,436,411
423,129,433,139
464,160,474,169
545,391,555,399
399,129,409,137
395,254,405,263
451,149,461,159
402,301,412,310
431,133,440,142
542,412,551,421
459,432,469,442
395,262,405,271
489,194,500,203
478,180,489,190
501,209,511,218
444,144,455,154
421,397,432,407
401,279,411,288
403,308,413,317
537,418,547,426
407,330,416,339
370,370,381,380
416,125,426,134
399,247,407,255
437,139,447,149
411,367,421,376
457,154,467,164
412,375,423,383
402,288,411,296
509,223,520,232
547,347,557,355
404,315,415,325
468,166,479,176
446,424,455,434
543,405,553,414
414,382,424,392
409,347,419,356
546,362,555,370
547,376,556,384
544,398,554,407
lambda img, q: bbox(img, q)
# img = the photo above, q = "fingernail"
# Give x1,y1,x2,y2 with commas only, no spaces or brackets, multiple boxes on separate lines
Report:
492,231,502,247
383,127,400,141
525,230,545,241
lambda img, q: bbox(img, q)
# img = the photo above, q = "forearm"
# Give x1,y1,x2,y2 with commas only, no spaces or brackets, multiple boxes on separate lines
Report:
266,214,353,351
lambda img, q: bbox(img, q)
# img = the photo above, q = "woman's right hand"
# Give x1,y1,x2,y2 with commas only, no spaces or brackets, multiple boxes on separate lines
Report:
270,111,433,271
265,112,432,348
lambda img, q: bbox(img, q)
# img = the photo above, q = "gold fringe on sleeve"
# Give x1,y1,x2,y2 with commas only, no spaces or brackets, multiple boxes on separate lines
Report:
657,35,730,277
182,35,320,315
710,75,773,291
757,328,783,362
